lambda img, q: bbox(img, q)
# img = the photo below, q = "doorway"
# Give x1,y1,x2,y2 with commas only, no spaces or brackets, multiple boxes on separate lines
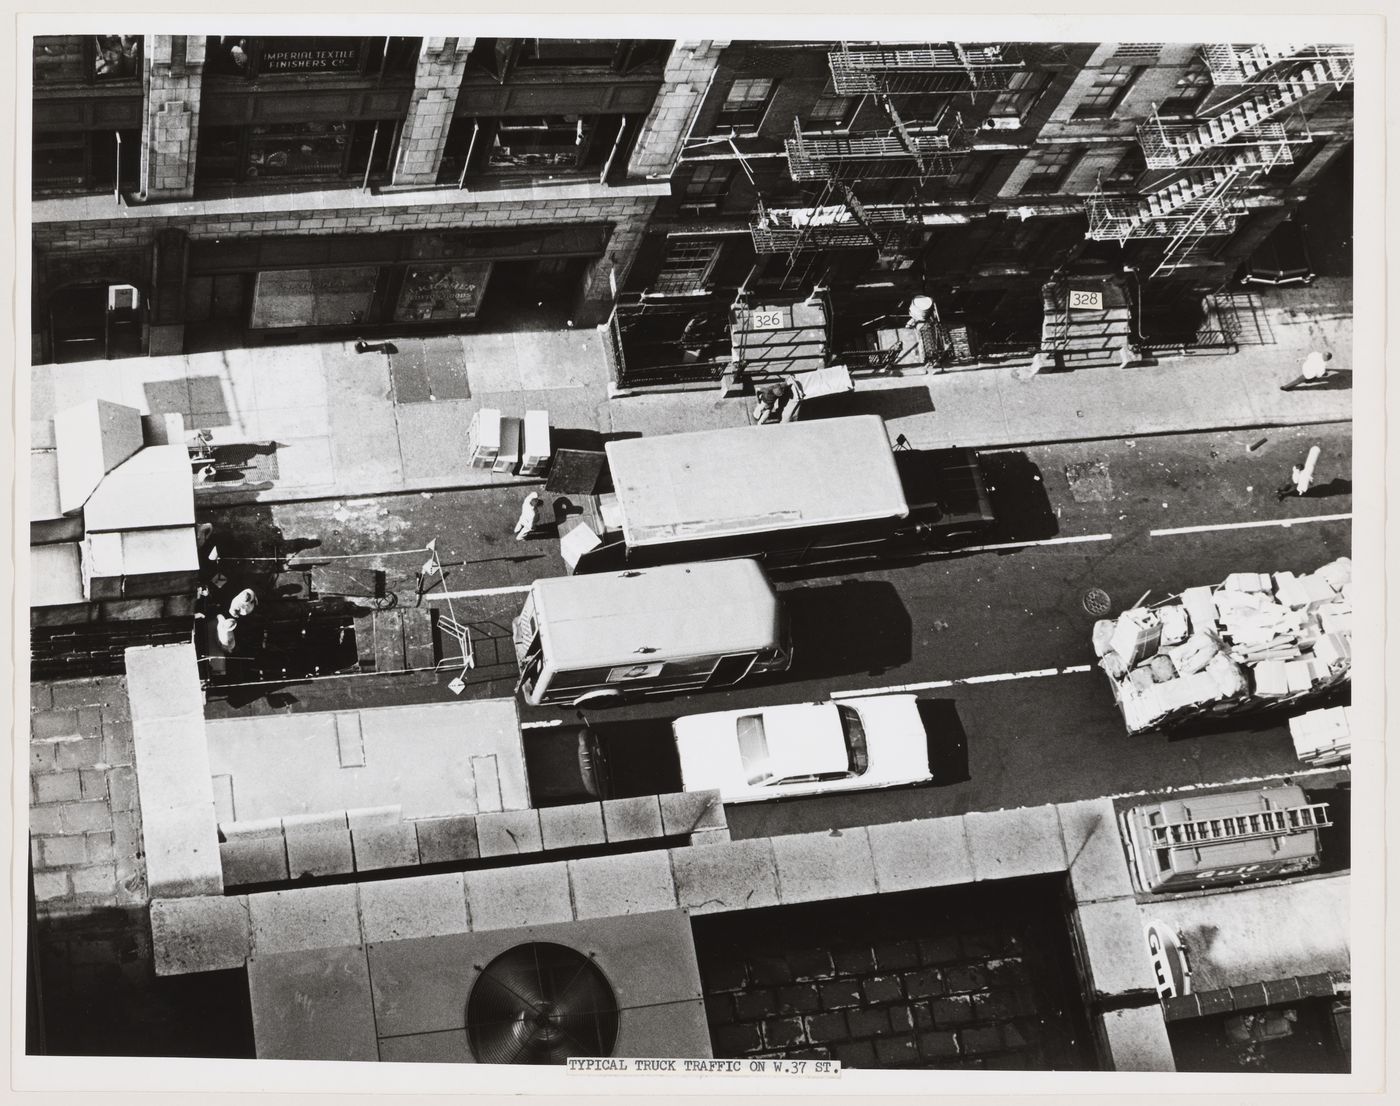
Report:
49,283,145,363
477,256,588,331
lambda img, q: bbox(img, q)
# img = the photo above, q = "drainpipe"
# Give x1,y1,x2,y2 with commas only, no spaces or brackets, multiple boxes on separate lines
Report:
362,122,381,191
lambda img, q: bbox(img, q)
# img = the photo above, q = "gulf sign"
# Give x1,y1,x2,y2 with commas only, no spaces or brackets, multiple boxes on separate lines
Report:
1145,921,1192,999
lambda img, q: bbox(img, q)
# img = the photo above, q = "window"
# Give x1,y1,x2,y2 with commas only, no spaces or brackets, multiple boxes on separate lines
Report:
803,93,857,132
1102,145,1146,190
605,662,666,682
204,36,419,79
248,267,379,329
737,715,773,785
1073,65,1141,119
517,39,621,66
196,119,394,186
988,68,1052,119
680,163,734,208
33,128,141,194
34,35,142,84
837,705,869,775
1159,61,1213,116
1020,145,1082,194
948,152,997,198
715,78,775,132
468,38,667,78
651,240,720,295
394,262,492,322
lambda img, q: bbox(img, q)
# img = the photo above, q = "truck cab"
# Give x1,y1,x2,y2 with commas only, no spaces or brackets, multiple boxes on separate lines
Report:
893,447,998,545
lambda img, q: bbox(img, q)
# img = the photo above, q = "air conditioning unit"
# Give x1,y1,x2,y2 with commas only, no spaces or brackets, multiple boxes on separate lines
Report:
982,116,1023,131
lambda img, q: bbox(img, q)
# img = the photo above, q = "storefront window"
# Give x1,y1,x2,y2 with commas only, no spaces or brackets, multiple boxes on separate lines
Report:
205,36,418,79
34,35,141,84
249,267,378,329
394,262,493,322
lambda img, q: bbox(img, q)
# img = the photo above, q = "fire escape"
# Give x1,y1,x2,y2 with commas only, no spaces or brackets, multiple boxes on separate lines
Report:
748,42,1019,288
1083,43,1352,278
825,42,1025,96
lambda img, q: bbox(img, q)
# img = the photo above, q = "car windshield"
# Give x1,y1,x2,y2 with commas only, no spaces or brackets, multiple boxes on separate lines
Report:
838,705,869,775
737,715,774,785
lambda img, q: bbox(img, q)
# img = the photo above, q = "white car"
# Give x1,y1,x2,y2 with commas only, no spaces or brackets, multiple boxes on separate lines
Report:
672,694,933,803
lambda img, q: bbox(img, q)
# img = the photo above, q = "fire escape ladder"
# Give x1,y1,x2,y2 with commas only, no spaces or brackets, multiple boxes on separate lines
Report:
835,182,892,252
1151,167,1244,278
878,94,929,179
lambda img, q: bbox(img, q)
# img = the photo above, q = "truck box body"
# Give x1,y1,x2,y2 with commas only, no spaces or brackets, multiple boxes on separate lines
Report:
571,416,994,573
610,415,910,549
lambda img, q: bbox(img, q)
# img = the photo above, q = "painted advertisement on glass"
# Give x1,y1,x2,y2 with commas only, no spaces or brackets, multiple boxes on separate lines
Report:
248,266,377,328
260,38,362,73
394,261,492,322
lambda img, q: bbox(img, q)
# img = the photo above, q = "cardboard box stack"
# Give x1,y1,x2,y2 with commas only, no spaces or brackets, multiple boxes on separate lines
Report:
1288,704,1352,766
1093,557,1352,735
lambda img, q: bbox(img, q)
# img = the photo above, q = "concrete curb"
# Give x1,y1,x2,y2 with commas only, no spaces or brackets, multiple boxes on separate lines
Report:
202,417,1354,508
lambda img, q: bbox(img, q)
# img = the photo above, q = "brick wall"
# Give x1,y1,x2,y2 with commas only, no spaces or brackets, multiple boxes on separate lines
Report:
29,677,145,914
393,37,473,187
694,880,1097,1071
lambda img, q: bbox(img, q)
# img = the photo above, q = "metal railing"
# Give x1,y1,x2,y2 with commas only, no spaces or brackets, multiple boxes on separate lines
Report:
1201,43,1353,88
828,42,1024,95
786,127,972,181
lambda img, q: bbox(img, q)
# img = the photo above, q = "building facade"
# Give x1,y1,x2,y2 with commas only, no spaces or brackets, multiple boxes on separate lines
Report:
31,36,1354,376
617,40,1353,384
32,34,694,363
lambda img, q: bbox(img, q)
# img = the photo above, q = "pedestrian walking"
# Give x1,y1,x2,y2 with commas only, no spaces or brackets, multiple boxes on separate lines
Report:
514,491,546,541
1281,351,1333,391
1277,445,1322,501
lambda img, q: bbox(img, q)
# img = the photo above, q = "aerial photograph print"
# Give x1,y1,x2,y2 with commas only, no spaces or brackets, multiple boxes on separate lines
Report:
14,11,1386,1102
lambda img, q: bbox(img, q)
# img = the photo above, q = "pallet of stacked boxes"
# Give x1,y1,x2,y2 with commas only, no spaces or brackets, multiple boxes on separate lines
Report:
1092,557,1352,735
1289,704,1352,766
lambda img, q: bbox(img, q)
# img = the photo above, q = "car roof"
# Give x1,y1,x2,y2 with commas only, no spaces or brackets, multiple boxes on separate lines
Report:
741,701,848,778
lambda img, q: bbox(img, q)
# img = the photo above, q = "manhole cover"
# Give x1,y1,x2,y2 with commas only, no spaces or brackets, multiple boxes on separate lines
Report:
1082,588,1112,616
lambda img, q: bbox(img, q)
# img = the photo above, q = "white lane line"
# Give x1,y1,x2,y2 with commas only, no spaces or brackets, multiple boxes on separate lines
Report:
522,719,564,729
417,538,1112,598
830,663,1095,699
424,584,533,599
1150,513,1352,538
929,533,1114,556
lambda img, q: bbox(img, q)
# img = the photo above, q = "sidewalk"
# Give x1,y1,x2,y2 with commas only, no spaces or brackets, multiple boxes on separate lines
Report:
29,281,1353,507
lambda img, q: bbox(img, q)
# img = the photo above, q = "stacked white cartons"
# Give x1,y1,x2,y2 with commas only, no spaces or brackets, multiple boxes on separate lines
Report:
467,408,502,469
1289,704,1351,766
1097,557,1355,734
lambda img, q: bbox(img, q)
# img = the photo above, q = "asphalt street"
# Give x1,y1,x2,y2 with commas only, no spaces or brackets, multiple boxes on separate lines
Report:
199,422,1353,833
